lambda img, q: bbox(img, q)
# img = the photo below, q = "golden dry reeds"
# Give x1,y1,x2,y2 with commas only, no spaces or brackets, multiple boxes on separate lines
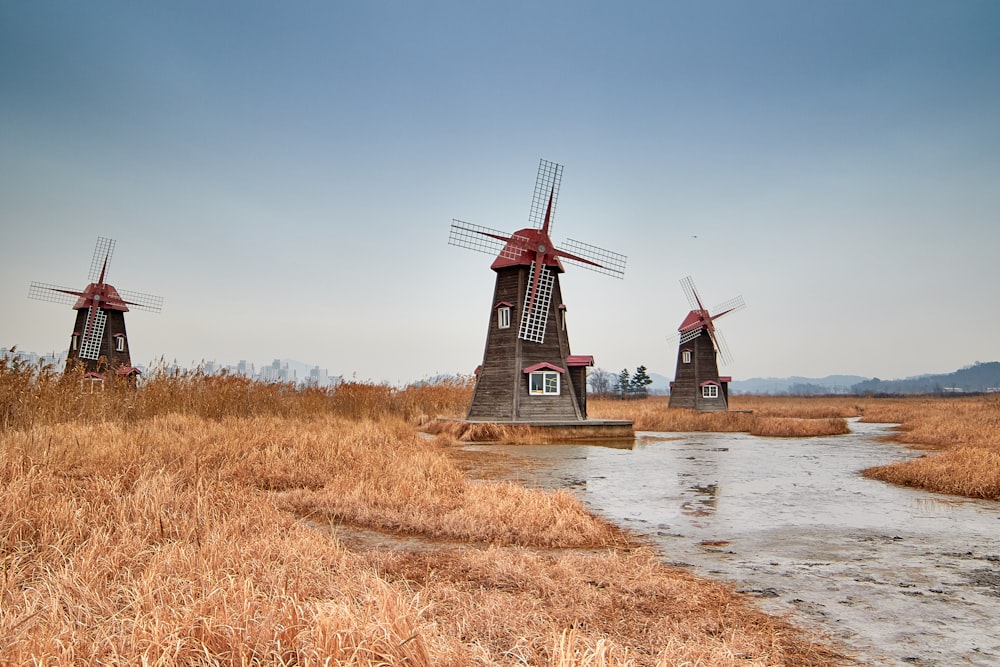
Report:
863,446,1000,499
422,418,572,444
749,417,851,437
589,396,851,437
855,394,1000,500
0,359,844,666
0,355,474,430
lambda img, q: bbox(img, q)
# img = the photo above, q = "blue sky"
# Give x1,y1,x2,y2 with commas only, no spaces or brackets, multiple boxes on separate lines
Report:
2,1,998,384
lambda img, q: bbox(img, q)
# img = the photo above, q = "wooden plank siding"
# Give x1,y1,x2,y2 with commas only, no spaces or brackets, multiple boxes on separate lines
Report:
66,308,133,373
467,265,585,422
667,331,728,412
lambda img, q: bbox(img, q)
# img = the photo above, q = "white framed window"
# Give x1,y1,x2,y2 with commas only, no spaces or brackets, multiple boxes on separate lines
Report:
529,371,560,395
682,350,692,364
115,335,125,352
71,334,79,351
702,384,719,399
497,306,511,329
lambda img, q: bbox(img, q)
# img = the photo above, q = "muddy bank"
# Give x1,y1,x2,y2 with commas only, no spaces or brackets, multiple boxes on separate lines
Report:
466,420,1000,666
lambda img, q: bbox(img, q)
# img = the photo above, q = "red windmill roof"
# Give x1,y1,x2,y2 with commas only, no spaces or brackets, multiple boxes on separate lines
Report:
490,227,566,273
678,309,709,333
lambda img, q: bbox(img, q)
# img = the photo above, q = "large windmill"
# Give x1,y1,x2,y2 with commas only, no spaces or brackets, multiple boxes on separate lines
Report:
668,275,745,411
449,159,626,423
28,237,163,375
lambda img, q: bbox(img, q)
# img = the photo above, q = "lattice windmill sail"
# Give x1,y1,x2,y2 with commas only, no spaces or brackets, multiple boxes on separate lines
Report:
449,159,627,424
28,237,163,375
668,275,745,412
450,159,626,344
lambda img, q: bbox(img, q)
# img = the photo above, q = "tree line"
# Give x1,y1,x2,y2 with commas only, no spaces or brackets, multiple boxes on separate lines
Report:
588,366,654,399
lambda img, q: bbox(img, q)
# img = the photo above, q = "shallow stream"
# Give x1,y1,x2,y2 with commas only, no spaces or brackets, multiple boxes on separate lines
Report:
466,420,1000,666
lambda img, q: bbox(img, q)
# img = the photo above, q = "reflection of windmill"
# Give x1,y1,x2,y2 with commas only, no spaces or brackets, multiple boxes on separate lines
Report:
668,276,745,411
449,159,626,422
28,237,163,375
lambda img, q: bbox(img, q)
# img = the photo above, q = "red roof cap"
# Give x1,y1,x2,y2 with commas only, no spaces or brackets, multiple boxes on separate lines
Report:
678,310,707,333
566,355,594,367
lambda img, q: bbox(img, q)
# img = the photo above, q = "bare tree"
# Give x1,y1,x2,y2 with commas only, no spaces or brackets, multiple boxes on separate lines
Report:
588,367,614,397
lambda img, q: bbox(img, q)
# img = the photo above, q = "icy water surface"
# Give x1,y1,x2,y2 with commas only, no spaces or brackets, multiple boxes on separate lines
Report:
467,420,1000,666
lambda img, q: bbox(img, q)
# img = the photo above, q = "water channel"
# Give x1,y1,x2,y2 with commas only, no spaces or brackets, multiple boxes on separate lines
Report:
466,420,1000,666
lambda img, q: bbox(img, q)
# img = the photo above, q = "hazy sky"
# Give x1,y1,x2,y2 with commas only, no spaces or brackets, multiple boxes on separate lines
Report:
2,1,998,385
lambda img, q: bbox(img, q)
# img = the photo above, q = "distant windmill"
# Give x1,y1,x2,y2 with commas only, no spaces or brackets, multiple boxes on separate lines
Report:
28,237,163,376
449,159,626,422
668,275,745,411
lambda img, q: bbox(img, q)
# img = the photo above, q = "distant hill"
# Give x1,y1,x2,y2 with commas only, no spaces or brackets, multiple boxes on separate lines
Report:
643,372,868,395
730,375,867,395
674,362,1000,395
850,362,1000,394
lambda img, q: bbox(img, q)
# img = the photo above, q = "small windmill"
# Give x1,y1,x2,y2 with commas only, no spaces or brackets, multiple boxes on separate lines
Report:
449,159,626,422
668,275,745,411
28,237,163,376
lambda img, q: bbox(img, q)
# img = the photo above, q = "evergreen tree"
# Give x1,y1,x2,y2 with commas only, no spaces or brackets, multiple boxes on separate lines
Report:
617,368,631,398
631,365,653,396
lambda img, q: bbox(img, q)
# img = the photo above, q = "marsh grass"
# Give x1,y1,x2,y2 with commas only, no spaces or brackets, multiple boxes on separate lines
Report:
421,418,575,444
589,396,851,437
750,417,851,437
0,353,475,429
856,394,1000,499
0,359,843,666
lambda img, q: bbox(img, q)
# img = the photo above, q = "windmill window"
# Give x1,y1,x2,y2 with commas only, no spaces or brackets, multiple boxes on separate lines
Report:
682,350,692,364
497,306,511,329
702,384,719,399
529,371,560,395
71,333,80,351
114,335,125,352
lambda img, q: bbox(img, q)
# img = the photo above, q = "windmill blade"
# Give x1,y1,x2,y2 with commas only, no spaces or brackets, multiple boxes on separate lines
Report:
711,327,735,366
679,275,706,312
449,220,533,262
558,238,627,278
89,237,115,282
449,220,507,256
79,307,107,360
527,159,563,231
679,327,703,345
518,261,554,343
711,295,746,319
28,282,81,306
118,289,164,313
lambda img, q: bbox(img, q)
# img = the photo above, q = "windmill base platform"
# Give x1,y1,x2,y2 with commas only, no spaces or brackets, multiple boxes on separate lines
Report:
429,418,634,443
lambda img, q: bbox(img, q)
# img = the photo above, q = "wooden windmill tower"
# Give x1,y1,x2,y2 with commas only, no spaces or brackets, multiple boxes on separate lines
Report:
668,276,745,411
28,237,163,376
449,159,626,424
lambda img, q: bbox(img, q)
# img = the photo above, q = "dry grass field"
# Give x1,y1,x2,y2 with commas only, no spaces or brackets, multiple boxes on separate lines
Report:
0,357,846,666
589,395,856,436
